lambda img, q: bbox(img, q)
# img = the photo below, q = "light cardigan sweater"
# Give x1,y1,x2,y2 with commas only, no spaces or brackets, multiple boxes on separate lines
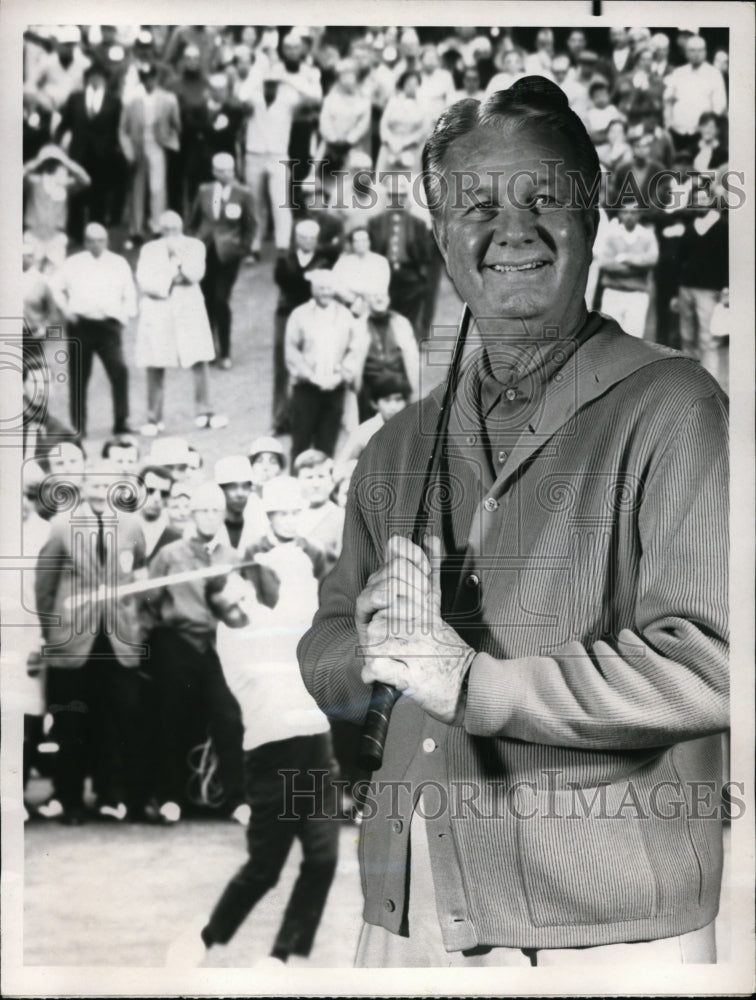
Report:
299,316,729,950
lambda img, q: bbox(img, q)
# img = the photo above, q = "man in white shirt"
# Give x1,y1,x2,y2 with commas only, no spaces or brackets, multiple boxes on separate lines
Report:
285,269,368,460
417,45,456,125
664,35,727,154
52,222,137,436
523,28,555,79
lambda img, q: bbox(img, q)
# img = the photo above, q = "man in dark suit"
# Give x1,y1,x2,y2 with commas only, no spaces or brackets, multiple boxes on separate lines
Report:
190,152,255,369
54,61,125,243
271,219,332,434
367,175,432,343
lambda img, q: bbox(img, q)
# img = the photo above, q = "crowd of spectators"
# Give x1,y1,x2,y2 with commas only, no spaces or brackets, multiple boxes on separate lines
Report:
20,23,731,838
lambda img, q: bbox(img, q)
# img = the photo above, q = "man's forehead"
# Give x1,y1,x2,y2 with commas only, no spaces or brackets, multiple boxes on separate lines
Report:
443,125,579,177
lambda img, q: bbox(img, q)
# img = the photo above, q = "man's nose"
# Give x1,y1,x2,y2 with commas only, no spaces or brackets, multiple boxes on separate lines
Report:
490,205,538,246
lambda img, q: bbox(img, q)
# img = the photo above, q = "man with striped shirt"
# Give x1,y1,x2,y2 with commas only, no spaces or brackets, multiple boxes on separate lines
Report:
299,78,728,967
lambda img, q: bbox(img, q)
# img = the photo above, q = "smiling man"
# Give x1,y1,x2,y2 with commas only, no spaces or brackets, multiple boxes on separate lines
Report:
299,78,729,967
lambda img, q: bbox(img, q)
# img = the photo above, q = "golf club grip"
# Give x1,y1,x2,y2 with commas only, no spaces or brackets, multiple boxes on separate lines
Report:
359,682,401,771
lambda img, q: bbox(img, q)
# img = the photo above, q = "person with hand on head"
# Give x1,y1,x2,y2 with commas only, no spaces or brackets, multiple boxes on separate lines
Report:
190,151,255,369
135,210,228,435
299,76,728,968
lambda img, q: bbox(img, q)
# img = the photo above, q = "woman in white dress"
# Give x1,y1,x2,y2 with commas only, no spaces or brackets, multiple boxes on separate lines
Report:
376,70,430,176
332,226,391,316
135,211,228,435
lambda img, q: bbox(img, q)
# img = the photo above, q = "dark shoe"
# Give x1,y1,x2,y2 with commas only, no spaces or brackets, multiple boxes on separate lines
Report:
113,423,134,435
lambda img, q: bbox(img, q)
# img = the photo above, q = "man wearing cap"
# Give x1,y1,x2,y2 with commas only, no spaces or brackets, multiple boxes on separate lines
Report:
213,455,270,554
52,222,137,437
300,78,728,966
35,459,148,824
119,64,181,243
285,269,369,461
26,26,90,116
663,35,727,155
54,61,125,239
271,219,331,433
142,481,245,824
135,210,228,434
137,465,182,564
190,152,255,369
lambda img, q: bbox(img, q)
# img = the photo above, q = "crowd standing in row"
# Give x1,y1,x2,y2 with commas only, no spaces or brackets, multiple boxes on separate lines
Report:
18,22,731,966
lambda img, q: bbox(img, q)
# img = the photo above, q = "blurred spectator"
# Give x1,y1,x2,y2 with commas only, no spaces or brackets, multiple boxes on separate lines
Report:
166,479,193,537
376,70,429,176
164,25,221,75
709,287,729,342
293,450,343,574
26,26,90,116
271,219,331,434
562,49,602,115
281,33,324,201
565,28,588,66
142,481,245,824
55,61,126,241
51,222,137,437
607,27,632,79
620,46,665,111
22,235,58,339
484,48,526,97
367,174,432,342
204,72,245,162
213,455,270,553
35,460,147,824
596,118,633,173
712,50,729,94
135,210,227,435
580,79,624,145
676,184,728,376
190,152,255,369
332,227,391,316
46,439,87,480
455,64,484,101
650,33,673,79
170,45,211,211
248,437,288,496
297,182,346,264
137,465,182,564
285,269,368,460
663,35,727,154
23,144,90,272
418,45,456,125
333,151,387,232
340,370,412,462
524,28,555,78
119,64,181,246
611,124,666,213
317,59,371,195
23,90,54,162
22,348,77,464
358,287,420,421
692,112,728,173
595,204,659,338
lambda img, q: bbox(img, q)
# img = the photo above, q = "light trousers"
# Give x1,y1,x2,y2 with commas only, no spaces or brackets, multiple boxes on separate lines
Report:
244,152,292,252
601,288,651,340
146,363,210,423
130,139,167,237
355,810,716,968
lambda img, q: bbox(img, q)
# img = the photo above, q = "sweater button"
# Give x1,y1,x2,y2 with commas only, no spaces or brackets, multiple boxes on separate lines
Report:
384,898,396,912
484,497,499,512
392,820,403,833
504,387,518,401
465,573,480,588
422,738,436,753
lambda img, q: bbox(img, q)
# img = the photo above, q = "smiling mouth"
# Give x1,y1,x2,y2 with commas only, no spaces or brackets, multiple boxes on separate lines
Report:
487,261,550,273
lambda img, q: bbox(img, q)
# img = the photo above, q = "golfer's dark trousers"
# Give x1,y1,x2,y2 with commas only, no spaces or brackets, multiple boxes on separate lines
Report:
202,732,339,956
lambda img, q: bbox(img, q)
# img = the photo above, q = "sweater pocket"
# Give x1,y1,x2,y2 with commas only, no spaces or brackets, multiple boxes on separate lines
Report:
515,783,658,927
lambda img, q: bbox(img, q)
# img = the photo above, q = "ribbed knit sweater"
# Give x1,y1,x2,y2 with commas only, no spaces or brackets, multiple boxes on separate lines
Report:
298,317,729,950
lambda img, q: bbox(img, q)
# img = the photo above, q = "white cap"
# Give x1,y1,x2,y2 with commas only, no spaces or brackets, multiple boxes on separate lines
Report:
148,437,192,467
158,210,183,231
294,219,320,238
248,435,286,460
214,454,252,485
262,475,305,513
56,25,81,44
212,152,235,172
189,481,226,511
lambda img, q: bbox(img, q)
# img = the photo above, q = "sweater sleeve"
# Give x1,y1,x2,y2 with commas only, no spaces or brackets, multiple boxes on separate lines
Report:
464,392,729,749
297,452,381,723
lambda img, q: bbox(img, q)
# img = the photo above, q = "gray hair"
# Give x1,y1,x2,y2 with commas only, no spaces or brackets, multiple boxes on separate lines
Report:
421,76,601,219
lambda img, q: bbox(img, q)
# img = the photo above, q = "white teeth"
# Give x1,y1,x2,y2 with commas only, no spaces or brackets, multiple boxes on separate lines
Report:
490,261,547,272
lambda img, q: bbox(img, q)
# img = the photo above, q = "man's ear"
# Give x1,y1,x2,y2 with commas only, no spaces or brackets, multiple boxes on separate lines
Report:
431,217,449,267
584,207,599,249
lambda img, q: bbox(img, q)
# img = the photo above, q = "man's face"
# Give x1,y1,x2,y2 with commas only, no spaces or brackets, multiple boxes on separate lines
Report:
269,508,301,540
713,51,729,73
422,49,438,73
85,232,107,257
221,481,252,516
23,248,36,272
108,445,138,470
87,71,106,92
351,230,370,256
631,134,653,164
48,443,85,476
591,87,610,109
376,393,407,421
213,165,235,185
312,284,335,306
610,28,629,48
167,489,191,526
567,31,586,57
183,51,201,73
339,70,357,93
686,38,707,66
141,472,171,521
463,68,480,93
192,503,224,538
295,227,318,253
619,208,638,231
504,51,523,74
368,290,391,314
297,464,333,507
85,475,110,515
699,118,718,143
250,452,282,485
551,57,569,83
282,40,302,66
434,124,596,337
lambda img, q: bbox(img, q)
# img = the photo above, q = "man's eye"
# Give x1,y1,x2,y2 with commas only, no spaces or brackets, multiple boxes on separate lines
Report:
465,200,496,216
532,194,561,209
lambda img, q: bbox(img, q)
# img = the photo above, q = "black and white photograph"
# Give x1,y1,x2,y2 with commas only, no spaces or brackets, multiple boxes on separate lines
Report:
0,0,753,995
